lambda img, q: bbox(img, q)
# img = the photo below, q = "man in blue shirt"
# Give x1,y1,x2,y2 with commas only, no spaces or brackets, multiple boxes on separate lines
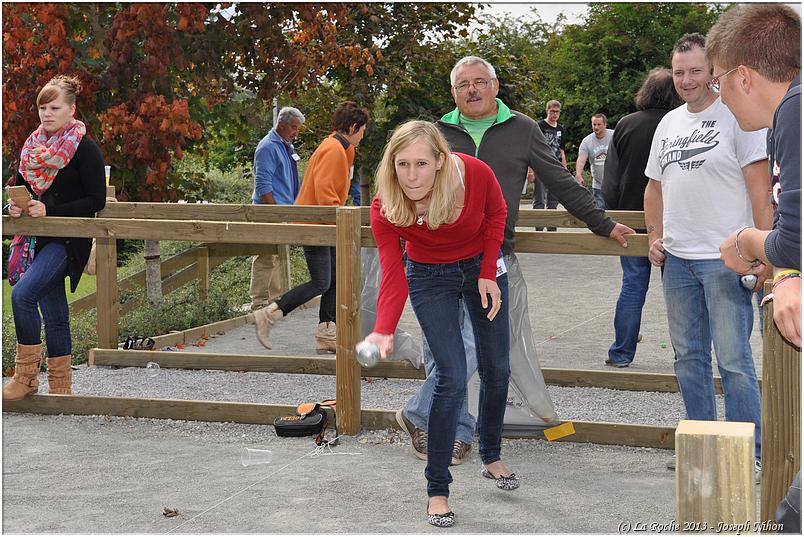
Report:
249,106,305,310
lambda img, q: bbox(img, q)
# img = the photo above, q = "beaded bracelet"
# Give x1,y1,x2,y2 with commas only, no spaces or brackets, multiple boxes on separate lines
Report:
734,226,761,267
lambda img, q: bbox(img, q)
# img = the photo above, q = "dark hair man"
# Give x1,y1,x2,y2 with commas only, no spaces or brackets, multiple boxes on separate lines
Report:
602,67,681,368
643,33,773,477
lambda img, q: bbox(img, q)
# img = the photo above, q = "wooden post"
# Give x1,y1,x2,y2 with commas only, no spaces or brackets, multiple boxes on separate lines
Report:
95,237,118,349
196,246,209,300
760,298,802,522
144,240,162,306
277,244,292,293
676,420,756,531
335,206,362,435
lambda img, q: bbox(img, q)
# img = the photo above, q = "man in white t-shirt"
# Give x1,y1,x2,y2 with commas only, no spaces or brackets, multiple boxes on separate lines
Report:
644,33,772,474
576,113,614,208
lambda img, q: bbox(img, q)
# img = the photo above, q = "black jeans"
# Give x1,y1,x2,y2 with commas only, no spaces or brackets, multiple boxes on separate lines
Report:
276,246,336,323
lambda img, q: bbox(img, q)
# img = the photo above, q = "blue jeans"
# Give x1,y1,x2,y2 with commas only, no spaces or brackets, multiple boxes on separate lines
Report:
276,246,336,323
663,251,761,459
608,256,652,365
406,254,510,498
11,241,71,356
404,301,477,444
592,187,606,209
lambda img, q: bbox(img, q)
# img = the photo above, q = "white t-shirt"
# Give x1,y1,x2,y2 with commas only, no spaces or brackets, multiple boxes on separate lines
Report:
645,98,767,259
578,129,614,189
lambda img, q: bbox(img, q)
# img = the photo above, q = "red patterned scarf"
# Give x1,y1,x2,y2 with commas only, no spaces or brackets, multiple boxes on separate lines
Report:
18,118,86,196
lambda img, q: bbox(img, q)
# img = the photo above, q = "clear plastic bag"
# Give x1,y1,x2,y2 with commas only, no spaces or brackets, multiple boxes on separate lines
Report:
467,253,559,433
360,248,422,368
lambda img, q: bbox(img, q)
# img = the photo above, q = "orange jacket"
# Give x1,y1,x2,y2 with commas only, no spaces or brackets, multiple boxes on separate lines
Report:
295,133,355,207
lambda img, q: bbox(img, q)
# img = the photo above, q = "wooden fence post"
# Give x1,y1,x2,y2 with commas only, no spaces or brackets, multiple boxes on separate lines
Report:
335,206,362,435
676,420,756,531
196,246,209,300
95,237,118,349
760,298,802,522
277,244,292,294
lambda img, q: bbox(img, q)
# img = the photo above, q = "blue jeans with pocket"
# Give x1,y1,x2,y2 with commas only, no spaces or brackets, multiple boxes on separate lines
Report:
663,251,761,459
11,241,72,356
405,253,510,498
608,255,652,365
403,300,477,445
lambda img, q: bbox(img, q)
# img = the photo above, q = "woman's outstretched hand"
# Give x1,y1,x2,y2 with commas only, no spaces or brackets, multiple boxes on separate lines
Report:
359,332,394,359
478,277,502,321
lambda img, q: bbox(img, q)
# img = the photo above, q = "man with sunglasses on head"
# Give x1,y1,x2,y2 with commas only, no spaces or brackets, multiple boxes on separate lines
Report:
643,33,772,478
395,55,635,473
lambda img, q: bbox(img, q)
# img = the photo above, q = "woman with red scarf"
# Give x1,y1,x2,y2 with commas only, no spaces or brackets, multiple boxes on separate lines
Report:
3,75,106,401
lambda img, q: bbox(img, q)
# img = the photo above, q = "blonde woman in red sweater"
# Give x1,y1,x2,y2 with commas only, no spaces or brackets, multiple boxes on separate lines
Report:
250,101,369,353
359,120,517,528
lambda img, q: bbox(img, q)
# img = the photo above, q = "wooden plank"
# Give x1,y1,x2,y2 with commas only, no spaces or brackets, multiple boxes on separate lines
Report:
95,237,118,349
513,231,649,256
2,395,675,447
71,247,201,314
196,247,209,300
98,202,338,222
760,298,802,522
2,216,336,246
676,420,756,528
89,349,427,378
91,350,338,375
3,394,296,425
150,315,251,347
541,368,733,394
335,207,362,435
516,209,646,230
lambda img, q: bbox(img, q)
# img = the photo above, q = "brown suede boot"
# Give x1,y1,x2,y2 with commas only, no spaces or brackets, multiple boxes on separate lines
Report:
46,355,72,395
2,343,42,401
315,322,337,354
246,303,283,349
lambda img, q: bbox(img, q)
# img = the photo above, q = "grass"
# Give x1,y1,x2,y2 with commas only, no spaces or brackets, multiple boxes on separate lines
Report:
2,275,97,313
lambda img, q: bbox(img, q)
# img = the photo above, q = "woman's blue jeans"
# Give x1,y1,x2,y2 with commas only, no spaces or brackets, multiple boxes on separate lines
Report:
663,251,761,459
406,254,510,498
11,241,71,356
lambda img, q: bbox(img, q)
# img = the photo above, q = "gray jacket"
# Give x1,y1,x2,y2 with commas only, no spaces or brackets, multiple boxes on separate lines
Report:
438,99,615,254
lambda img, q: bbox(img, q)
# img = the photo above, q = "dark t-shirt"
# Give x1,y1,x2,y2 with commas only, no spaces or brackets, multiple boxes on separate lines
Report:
537,119,565,163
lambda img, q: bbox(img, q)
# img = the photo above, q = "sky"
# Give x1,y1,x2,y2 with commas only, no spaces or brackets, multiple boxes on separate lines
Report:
479,2,589,25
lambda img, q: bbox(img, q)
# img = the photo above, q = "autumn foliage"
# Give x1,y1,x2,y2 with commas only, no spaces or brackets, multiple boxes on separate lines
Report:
2,3,387,200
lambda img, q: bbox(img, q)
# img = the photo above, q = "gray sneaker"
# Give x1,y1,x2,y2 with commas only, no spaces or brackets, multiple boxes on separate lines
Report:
666,455,676,471
450,440,472,466
395,410,427,460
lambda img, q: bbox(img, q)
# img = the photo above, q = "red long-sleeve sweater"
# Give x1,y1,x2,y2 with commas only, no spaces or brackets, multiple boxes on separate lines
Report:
370,153,507,335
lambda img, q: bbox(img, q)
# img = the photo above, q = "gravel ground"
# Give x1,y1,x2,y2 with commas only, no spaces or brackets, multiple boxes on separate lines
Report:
66,364,725,427
2,216,762,533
